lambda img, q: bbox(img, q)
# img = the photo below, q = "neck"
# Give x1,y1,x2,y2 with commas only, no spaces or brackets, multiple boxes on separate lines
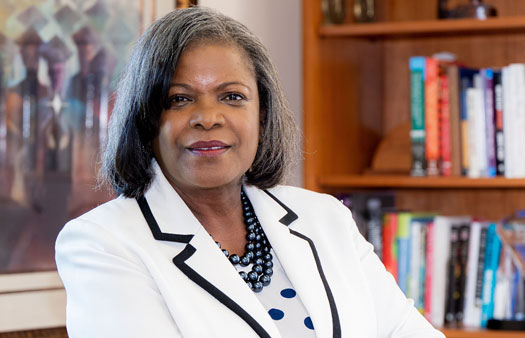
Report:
174,183,248,256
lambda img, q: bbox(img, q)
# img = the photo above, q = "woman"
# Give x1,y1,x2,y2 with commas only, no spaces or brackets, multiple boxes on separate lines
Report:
56,7,445,338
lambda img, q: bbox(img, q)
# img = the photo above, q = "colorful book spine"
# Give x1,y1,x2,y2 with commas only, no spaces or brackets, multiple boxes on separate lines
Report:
425,57,440,176
481,223,502,327
424,221,434,321
448,65,462,176
409,57,426,176
459,68,478,176
418,224,427,314
482,69,497,177
493,70,505,176
382,212,398,280
397,212,412,294
408,219,422,304
439,71,452,176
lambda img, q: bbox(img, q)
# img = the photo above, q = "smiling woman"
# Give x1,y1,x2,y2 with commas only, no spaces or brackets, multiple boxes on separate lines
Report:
55,6,446,338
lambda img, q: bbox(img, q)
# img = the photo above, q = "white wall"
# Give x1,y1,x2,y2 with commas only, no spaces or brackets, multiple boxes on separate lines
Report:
199,0,303,187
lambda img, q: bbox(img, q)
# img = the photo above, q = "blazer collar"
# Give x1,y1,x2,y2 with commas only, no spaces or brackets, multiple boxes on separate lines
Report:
139,163,340,338
245,186,340,338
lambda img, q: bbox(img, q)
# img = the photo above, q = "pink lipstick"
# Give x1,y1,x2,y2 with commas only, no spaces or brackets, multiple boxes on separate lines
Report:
187,140,230,156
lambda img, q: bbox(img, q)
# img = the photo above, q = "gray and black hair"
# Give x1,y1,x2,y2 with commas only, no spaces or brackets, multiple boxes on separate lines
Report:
99,6,299,198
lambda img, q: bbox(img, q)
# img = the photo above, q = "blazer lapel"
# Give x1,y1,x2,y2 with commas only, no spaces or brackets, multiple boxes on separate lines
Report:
245,186,341,338
173,227,281,338
139,162,281,338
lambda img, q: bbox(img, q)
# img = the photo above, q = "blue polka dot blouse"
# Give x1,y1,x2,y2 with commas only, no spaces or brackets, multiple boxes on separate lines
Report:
236,249,315,337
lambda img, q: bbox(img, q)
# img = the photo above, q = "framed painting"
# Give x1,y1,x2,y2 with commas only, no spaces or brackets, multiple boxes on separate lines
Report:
0,0,177,332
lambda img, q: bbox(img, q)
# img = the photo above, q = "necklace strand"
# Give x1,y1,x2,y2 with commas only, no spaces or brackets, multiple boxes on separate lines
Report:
214,189,273,292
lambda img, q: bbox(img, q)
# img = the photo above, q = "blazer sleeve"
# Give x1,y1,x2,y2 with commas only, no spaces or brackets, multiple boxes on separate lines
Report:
329,196,446,338
55,218,183,338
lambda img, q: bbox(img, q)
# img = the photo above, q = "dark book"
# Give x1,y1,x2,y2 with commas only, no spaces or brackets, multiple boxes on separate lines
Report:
474,224,488,323
455,224,471,323
493,71,505,176
445,225,460,326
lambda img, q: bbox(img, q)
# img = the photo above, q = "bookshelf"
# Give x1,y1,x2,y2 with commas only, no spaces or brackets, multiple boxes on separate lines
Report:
303,0,525,336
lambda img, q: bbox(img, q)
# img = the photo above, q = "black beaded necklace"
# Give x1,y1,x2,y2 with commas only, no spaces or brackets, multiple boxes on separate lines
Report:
214,189,274,293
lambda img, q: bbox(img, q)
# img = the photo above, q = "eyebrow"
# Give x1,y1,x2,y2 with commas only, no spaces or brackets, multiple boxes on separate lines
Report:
169,81,252,92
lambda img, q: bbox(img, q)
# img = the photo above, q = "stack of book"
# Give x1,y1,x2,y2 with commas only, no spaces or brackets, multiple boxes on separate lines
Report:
409,55,525,178
364,208,525,329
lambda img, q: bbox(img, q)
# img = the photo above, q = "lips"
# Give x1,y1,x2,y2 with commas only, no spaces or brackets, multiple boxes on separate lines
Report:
187,140,231,156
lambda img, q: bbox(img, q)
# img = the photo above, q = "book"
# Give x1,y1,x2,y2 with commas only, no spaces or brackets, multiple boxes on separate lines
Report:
365,198,383,259
382,211,398,280
445,225,460,326
408,215,432,311
409,57,426,176
439,69,452,176
466,85,482,178
463,221,482,327
481,223,502,327
430,216,471,328
424,220,434,321
456,224,471,323
425,57,440,176
481,69,497,177
493,70,505,176
447,64,462,177
458,68,479,176
397,212,412,294
474,224,489,325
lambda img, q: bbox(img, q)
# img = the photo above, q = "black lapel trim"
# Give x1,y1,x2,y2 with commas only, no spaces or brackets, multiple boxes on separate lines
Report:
136,196,193,243
173,246,271,338
263,190,298,225
290,229,341,338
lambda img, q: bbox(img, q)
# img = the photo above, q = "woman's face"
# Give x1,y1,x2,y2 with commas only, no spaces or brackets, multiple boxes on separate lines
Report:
153,43,260,193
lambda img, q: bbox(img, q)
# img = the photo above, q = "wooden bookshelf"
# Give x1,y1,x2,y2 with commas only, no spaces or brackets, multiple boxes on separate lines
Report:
320,15,525,38
320,175,525,189
441,328,525,338
303,0,525,336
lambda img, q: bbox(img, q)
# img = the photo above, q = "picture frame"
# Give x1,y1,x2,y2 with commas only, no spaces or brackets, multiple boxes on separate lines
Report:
0,0,176,332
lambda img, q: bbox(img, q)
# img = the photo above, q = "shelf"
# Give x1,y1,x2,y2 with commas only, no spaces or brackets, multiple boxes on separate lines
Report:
320,16,525,38
441,328,525,338
319,175,525,189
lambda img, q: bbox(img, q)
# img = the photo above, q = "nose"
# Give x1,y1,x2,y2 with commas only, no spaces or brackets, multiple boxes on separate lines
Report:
189,100,225,130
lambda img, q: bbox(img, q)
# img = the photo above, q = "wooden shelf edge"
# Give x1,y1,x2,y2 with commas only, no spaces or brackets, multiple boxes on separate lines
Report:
319,175,525,189
441,328,525,338
320,15,525,38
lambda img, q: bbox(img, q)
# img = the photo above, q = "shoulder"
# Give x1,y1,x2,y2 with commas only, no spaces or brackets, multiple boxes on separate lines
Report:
264,185,348,216
56,195,145,247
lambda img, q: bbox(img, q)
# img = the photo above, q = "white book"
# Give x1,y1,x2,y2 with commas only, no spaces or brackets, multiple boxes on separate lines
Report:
408,220,421,306
507,64,525,178
430,216,471,328
474,74,488,177
463,222,481,327
502,66,514,178
515,64,525,177
466,86,482,178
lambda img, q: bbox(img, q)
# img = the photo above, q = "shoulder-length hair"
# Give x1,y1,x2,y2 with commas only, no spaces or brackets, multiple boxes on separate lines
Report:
99,6,299,198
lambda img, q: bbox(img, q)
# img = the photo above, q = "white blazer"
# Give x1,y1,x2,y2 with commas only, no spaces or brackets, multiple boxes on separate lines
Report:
56,162,445,338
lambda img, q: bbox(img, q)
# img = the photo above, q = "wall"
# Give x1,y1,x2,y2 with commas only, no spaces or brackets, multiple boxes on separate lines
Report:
199,0,303,187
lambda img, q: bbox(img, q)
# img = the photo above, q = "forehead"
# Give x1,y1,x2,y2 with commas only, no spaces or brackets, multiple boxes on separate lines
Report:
174,41,256,79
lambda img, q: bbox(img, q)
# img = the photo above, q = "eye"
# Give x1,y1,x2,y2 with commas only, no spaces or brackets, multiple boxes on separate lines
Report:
168,95,192,108
223,93,245,102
